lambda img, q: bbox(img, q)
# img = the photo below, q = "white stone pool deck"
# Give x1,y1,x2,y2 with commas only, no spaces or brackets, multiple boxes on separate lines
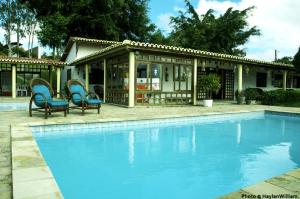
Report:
0,98,300,199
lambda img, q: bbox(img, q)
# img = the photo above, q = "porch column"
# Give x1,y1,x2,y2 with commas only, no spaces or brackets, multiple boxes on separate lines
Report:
128,52,135,107
193,58,197,105
85,64,89,92
103,59,106,102
237,64,243,92
56,67,61,98
49,65,53,87
283,70,287,90
12,64,16,98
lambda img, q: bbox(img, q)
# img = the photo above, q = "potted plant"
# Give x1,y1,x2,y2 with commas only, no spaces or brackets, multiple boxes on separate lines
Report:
198,74,221,107
235,90,246,104
244,88,258,105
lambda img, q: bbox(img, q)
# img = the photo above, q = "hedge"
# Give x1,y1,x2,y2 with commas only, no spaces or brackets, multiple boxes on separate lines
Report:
261,89,300,105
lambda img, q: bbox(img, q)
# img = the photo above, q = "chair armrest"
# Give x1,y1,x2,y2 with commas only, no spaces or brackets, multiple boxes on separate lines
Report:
87,92,100,100
31,93,48,106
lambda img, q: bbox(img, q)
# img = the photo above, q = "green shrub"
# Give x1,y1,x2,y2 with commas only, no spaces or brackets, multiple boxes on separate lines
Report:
235,90,245,99
244,88,263,100
198,74,221,99
261,89,300,105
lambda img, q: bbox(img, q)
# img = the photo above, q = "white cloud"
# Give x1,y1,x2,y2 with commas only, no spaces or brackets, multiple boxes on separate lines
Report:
156,13,173,34
195,0,300,61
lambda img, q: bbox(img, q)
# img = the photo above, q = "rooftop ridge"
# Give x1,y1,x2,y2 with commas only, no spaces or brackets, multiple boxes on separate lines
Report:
69,37,294,68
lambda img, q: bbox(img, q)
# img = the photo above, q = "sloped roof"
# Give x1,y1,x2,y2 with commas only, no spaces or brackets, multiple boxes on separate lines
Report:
0,56,65,67
71,39,294,69
61,37,121,61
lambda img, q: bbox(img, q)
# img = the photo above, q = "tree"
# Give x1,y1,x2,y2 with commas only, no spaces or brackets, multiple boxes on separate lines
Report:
275,56,293,64
293,47,300,72
37,12,68,58
21,0,157,54
0,42,8,56
14,1,27,57
169,0,260,56
0,0,15,56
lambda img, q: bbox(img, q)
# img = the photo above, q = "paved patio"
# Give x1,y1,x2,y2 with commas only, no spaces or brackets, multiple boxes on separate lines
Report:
0,98,300,198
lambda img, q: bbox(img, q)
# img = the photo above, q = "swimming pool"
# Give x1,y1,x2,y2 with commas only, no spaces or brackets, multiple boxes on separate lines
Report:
33,112,300,199
0,102,36,111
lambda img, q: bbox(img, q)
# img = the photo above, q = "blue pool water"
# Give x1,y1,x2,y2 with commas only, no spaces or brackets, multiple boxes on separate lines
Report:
0,103,36,111
33,112,300,199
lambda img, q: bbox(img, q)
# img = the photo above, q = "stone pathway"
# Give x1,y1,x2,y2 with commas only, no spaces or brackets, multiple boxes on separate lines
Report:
0,122,12,199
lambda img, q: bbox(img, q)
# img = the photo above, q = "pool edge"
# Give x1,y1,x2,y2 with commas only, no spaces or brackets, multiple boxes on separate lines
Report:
11,109,300,199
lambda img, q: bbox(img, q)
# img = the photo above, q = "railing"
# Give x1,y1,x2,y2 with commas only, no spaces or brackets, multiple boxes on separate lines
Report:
135,90,192,105
106,90,129,105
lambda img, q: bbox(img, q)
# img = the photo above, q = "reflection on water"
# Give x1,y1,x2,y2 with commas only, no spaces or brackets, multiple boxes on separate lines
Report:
128,131,135,165
35,114,300,199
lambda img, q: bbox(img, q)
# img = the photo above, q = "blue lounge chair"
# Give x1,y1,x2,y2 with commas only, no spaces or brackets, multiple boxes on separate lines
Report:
29,78,68,119
67,80,102,115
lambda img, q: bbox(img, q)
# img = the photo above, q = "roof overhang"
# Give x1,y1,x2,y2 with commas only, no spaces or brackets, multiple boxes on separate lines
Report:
61,37,121,61
0,56,65,67
70,39,295,70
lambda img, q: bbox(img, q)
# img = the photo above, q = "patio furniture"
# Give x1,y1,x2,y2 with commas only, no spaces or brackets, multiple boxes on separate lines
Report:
67,80,102,115
29,78,68,119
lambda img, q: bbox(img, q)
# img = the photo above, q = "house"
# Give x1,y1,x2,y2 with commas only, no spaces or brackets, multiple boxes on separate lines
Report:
1,37,297,106
0,56,64,98
61,37,297,107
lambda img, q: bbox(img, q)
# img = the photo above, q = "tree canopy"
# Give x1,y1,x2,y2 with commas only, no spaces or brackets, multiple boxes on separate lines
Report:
293,47,300,72
275,56,293,64
168,0,260,56
20,0,157,56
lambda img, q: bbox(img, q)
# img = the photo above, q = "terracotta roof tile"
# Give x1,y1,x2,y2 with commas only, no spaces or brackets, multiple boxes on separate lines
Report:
71,39,294,68
0,56,65,66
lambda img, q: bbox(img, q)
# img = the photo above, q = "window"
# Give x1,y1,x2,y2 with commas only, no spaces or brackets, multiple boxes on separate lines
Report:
67,69,71,81
90,68,103,84
293,76,300,88
137,64,147,78
272,74,283,88
256,72,267,87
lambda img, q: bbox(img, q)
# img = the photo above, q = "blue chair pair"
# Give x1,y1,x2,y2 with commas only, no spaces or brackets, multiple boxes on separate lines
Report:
29,78,102,119
67,79,102,115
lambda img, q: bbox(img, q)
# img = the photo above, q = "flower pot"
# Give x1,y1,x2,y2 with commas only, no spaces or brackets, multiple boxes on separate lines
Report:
203,99,213,107
246,100,256,105
237,96,246,104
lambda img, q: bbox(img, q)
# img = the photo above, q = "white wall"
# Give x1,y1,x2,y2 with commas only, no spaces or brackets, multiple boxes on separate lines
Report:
62,43,105,89
233,66,287,93
77,44,105,60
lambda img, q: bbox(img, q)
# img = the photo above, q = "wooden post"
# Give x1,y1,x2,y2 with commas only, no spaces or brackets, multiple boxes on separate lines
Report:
49,65,53,87
12,64,16,98
56,67,61,98
283,71,287,91
237,64,243,92
103,59,106,103
193,58,197,105
128,52,135,107
85,64,89,92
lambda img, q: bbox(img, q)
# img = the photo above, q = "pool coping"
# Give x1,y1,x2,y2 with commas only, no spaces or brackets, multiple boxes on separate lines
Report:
10,110,300,199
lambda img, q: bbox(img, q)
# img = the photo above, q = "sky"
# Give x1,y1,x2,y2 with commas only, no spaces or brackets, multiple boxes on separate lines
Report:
149,0,300,61
1,0,299,61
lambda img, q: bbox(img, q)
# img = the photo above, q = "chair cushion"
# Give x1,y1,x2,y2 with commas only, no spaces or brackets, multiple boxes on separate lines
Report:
32,85,52,107
48,100,68,107
70,85,86,105
85,98,102,105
